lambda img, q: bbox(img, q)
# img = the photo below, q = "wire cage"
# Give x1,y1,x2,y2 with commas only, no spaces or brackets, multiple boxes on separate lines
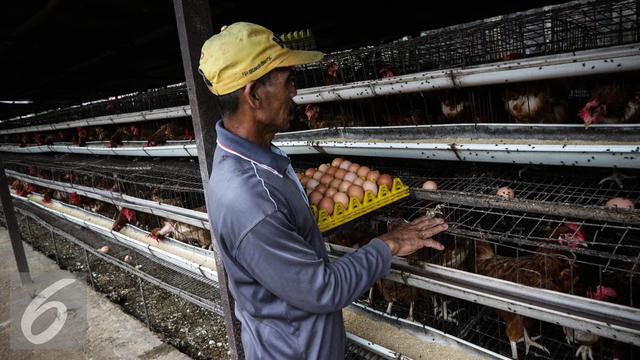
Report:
3,153,211,249
292,0,640,89
0,84,189,129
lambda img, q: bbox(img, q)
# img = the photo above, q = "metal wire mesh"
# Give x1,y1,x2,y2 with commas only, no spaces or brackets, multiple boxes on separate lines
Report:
0,84,188,129
292,0,639,88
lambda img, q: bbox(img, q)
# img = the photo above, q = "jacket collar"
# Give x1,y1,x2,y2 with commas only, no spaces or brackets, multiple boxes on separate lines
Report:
216,120,290,177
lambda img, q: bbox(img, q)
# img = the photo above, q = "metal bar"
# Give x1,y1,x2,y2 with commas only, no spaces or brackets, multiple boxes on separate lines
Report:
325,243,640,346
294,43,640,103
6,170,210,229
51,225,60,265
173,1,242,358
412,189,640,225
138,277,152,329
0,105,191,135
0,158,31,283
84,249,96,289
10,193,218,281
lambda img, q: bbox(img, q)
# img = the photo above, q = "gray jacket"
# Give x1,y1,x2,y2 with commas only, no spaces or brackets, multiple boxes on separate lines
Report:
207,120,391,359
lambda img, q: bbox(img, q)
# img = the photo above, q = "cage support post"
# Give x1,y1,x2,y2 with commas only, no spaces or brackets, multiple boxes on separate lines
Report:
84,249,96,289
138,277,151,329
0,158,31,284
172,1,243,358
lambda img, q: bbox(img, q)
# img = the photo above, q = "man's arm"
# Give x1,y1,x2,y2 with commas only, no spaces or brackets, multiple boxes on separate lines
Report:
235,210,446,314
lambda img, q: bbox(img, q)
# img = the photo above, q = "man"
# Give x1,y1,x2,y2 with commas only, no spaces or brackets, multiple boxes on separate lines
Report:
199,22,448,359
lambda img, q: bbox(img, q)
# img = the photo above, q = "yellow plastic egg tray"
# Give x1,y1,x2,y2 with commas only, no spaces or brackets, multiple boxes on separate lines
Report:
310,177,410,232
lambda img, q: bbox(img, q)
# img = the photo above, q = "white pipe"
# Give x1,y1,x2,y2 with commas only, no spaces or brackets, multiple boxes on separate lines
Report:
294,44,640,104
0,105,191,135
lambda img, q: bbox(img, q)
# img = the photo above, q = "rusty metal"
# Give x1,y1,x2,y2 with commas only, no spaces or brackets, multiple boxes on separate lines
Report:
0,158,31,283
173,0,243,358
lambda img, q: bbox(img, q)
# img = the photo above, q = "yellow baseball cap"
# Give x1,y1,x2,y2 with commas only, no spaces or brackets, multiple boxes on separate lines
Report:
199,22,324,95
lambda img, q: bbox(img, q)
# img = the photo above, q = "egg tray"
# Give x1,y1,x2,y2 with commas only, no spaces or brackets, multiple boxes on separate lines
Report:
311,177,410,232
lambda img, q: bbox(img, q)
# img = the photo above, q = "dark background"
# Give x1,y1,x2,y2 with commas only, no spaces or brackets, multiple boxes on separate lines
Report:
0,0,567,120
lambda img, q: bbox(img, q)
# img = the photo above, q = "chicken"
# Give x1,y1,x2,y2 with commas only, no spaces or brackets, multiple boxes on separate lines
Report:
324,62,341,85
42,188,54,204
578,84,640,127
424,236,471,324
10,180,30,197
563,286,617,360
34,133,55,146
19,133,31,147
504,86,568,124
304,104,363,129
475,223,584,359
383,109,426,126
112,208,137,232
148,220,212,249
378,67,394,78
145,121,186,147
108,127,132,148
128,124,155,141
440,91,486,123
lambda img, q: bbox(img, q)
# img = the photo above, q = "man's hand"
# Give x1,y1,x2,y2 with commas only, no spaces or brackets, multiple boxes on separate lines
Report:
378,216,447,257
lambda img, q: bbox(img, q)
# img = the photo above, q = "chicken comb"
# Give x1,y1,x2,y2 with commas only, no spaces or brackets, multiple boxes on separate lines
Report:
122,208,136,222
587,285,617,301
565,222,585,241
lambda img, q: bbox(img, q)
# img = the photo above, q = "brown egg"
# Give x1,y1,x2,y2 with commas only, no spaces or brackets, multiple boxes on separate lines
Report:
353,177,364,186
377,174,393,189
313,171,325,181
339,160,353,170
356,166,370,178
326,166,338,176
338,180,352,193
320,174,334,186
496,186,515,199
421,180,438,190
343,172,358,183
319,197,335,215
325,188,338,198
309,191,323,205
362,180,378,196
330,178,343,189
296,172,303,180
315,184,328,194
367,170,380,182
306,179,319,191
333,192,349,208
604,197,635,209
331,157,344,168
98,245,110,254
305,168,316,178
347,184,365,203
318,163,330,172
348,163,360,173
334,168,347,180
300,176,311,186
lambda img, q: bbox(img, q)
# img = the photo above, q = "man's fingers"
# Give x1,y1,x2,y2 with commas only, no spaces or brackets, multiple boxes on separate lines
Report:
422,239,444,250
419,223,448,239
412,217,445,231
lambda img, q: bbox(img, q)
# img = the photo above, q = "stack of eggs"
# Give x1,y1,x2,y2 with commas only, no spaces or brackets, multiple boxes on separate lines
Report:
295,158,394,216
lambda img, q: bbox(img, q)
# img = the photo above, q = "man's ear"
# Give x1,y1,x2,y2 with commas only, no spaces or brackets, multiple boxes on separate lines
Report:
243,81,260,109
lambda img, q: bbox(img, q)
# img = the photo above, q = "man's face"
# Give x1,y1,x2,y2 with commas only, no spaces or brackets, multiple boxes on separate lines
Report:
254,67,297,132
